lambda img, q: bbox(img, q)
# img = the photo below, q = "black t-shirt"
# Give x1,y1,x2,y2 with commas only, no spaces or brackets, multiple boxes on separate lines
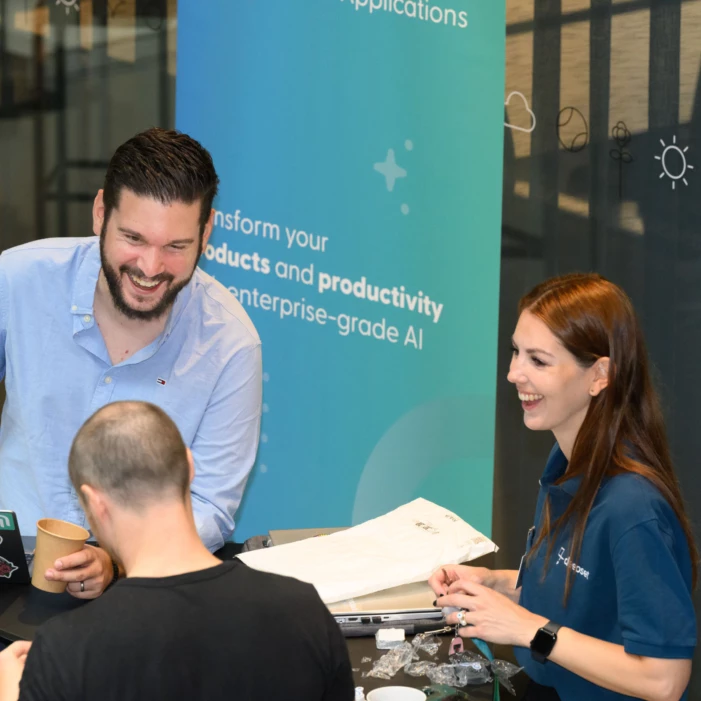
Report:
19,561,354,701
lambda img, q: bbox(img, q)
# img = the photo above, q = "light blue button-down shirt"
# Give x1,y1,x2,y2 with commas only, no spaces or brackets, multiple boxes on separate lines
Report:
0,238,262,551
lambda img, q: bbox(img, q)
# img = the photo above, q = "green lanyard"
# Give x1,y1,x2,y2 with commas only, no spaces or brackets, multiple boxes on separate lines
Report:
471,637,500,701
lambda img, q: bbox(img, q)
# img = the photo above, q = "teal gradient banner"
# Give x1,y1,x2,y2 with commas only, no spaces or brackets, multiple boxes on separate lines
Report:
177,0,505,540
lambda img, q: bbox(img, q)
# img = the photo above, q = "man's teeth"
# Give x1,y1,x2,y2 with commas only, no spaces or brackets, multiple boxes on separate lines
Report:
518,392,544,402
129,274,160,288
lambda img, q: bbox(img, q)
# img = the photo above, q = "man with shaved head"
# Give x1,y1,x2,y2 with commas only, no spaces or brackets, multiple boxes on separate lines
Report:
0,401,353,701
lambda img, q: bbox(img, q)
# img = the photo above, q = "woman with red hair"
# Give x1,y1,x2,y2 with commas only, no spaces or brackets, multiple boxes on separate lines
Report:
431,273,697,701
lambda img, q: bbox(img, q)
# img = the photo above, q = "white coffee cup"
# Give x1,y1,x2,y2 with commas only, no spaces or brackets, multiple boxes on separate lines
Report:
366,687,427,701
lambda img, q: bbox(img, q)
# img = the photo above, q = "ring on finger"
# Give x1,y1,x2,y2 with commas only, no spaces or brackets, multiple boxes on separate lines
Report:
80,581,85,593
456,609,468,627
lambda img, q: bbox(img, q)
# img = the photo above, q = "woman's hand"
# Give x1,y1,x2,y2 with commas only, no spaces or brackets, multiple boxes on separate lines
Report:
437,578,546,647
428,564,493,597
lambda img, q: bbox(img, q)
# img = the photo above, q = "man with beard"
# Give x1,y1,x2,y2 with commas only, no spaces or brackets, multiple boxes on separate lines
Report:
0,128,262,599
0,402,354,701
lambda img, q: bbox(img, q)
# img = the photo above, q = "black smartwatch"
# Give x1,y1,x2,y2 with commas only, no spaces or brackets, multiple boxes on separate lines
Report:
530,621,562,663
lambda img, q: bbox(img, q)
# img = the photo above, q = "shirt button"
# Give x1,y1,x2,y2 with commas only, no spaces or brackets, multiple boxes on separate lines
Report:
71,305,78,312
83,315,92,323
104,376,112,384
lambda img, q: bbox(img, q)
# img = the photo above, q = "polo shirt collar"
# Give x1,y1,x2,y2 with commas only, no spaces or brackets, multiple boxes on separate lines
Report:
541,442,582,497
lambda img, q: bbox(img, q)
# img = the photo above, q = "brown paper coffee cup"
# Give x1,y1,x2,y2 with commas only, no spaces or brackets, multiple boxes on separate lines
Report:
32,518,90,593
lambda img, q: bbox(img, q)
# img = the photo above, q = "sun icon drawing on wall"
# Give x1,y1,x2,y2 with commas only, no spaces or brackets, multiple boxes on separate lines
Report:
56,0,79,14
655,135,693,190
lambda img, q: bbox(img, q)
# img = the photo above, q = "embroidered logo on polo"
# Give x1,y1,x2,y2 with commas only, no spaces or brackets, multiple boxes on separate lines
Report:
556,547,590,580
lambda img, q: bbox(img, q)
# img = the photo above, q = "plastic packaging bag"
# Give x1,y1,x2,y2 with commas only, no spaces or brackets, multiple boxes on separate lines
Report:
453,660,492,686
426,663,458,686
492,659,523,696
448,648,492,684
423,686,473,700
366,642,416,679
404,661,438,677
412,632,442,657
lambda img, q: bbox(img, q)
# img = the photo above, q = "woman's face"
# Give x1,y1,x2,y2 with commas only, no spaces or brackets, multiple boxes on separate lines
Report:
507,310,607,452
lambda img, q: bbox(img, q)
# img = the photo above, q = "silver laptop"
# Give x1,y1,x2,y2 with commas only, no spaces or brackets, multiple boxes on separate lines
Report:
267,528,444,629
268,527,347,546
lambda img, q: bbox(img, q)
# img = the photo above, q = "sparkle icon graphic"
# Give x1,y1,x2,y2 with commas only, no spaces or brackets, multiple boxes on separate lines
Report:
56,0,79,14
374,149,407,192
655,135,693,190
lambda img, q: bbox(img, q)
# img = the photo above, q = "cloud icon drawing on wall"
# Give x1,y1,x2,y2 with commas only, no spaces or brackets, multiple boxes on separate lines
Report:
505,92,536,133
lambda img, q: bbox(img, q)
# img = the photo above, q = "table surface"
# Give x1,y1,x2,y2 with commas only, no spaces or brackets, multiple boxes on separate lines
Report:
0,541,529,697
347,634,529,699
0,537,243,642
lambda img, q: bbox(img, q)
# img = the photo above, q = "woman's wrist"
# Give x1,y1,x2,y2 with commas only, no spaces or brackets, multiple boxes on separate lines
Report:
517,612,549,648
490,568,519,594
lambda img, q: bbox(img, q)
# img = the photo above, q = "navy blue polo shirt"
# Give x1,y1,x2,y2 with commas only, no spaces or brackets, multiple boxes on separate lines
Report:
513,443,696,701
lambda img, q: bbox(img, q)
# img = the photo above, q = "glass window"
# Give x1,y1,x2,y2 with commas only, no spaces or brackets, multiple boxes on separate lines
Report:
0,0,176,249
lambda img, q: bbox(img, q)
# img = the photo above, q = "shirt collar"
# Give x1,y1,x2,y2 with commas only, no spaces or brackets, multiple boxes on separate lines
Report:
69,237,195,334
71,238,101,314
541,442,582,496
163,272,194,338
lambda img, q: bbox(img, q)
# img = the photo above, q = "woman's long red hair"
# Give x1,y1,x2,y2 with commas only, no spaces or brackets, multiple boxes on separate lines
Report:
522,273,698,602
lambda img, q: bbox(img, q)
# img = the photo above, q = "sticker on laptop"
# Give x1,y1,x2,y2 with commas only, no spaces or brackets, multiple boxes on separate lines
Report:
0,555,18,579
0,535,18,578
0,512,16,530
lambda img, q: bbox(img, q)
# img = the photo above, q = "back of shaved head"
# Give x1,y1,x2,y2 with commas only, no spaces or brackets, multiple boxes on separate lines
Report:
68,401,190,509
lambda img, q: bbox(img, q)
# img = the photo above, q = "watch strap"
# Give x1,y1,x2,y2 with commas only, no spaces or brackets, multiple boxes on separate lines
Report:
542,620,562,637
530,620,562,664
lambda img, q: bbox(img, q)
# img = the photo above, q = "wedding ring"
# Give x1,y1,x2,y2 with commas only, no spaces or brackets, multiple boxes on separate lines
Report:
80,581,85,592
456,609,468,627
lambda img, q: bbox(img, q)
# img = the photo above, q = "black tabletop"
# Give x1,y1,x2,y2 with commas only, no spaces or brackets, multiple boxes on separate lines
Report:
347,634,529,699
0,542,529,697
0,538,244,643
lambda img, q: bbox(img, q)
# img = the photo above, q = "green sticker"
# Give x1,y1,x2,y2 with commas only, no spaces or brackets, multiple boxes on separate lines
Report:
0,512,16,531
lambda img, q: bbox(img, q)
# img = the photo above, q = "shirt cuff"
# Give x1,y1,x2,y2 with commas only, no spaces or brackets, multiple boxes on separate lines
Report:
196,518,226,553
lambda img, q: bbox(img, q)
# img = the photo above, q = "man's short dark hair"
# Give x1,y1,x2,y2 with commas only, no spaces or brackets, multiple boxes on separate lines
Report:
102,128,220,238
68,402,190,509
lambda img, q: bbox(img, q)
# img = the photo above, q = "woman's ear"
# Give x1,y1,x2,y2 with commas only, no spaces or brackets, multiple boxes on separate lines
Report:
589,357,610,397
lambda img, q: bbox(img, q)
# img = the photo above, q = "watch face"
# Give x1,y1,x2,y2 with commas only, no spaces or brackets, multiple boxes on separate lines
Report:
532,627,557,655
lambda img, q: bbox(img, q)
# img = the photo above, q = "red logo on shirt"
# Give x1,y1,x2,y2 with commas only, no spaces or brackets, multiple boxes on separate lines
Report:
156,378,166,386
